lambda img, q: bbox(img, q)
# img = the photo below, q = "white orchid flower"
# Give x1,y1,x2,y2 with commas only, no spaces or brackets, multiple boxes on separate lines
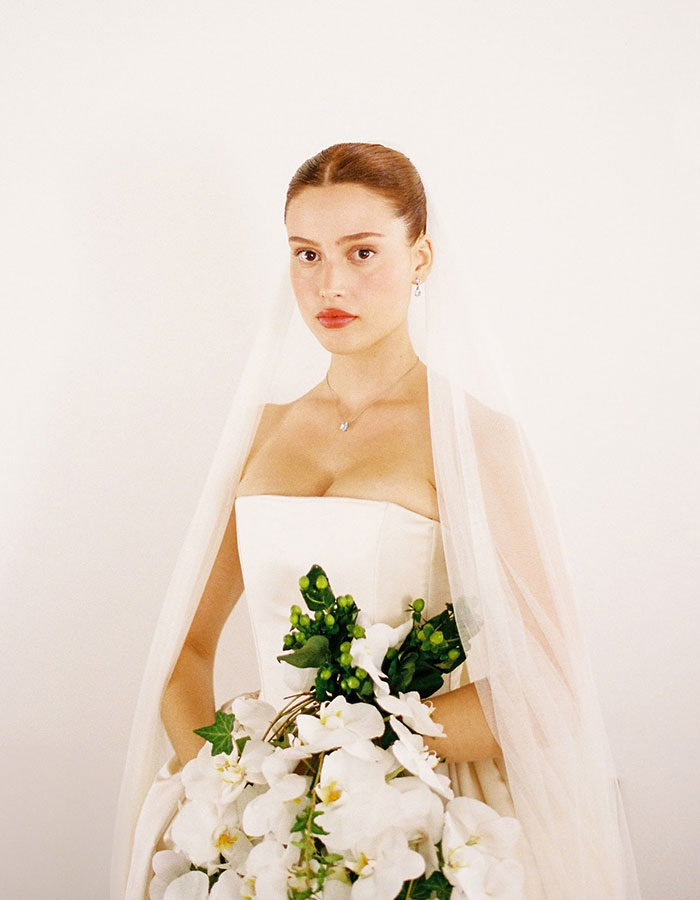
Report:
149,850,190,900
168,798,252,872
348,615,413,696
321,875,353,899
391,776,445,874
345,827,425,900
314,748,401,853
162,869,210,900
182,740,274,807
388,716,454,799
442,797,525,900
209,870,245,900
296,695,384,752
376,690,445,737
241,772,310,841
260,744,311,785
231,696,277,740
242,838,300,899
444,796,522,860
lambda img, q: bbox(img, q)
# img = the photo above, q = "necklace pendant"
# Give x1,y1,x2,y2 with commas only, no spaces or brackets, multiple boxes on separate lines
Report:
339,421,349,432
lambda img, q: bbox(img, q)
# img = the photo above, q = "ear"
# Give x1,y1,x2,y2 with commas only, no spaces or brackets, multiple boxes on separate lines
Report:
411,233,434,282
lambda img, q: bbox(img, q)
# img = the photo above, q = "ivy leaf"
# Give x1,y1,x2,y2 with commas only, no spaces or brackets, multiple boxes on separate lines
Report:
193,710,235,755
278,634,330,669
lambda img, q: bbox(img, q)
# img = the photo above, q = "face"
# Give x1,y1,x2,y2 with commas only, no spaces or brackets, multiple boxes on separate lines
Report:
285,183,431,356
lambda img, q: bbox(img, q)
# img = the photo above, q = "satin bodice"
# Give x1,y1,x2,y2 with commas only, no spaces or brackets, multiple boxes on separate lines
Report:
234,494,451,710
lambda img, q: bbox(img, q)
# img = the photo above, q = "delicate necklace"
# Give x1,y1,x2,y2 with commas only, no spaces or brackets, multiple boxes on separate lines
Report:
325,356,420,432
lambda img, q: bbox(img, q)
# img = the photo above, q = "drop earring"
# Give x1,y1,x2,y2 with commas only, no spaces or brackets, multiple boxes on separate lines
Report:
413,278,423,298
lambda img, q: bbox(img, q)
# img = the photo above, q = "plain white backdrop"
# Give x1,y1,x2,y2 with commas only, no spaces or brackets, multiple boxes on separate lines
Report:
2,2,698,898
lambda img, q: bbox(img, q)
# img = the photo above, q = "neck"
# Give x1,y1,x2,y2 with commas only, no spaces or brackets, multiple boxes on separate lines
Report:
326,325,418,407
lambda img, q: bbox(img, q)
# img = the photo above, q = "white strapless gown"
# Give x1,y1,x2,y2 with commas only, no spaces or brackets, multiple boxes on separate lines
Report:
127,495,534,899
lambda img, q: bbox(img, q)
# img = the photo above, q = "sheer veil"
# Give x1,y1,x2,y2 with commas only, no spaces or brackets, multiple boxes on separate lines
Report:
111,168,641,899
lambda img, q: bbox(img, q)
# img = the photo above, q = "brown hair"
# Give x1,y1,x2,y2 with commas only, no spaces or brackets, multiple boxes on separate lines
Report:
284,142,427,245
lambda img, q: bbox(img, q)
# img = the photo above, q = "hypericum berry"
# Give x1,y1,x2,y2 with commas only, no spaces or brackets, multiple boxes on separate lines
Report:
320,668,332,681
340,679,348,691
340,652,352,668
417,630,426,641
385,647,397,660
291,604,302,617
290,613,299,626
352,625,365,639
429,631,444,645
315,574,328,590
346,676,360,690
412,598,425,613
340,641,351,654
299,614,310,628
315,610,324,621
299,576,309,591
422,623,434,636
355,667,367,680
324,613,335,626
448,648,461,661
283,634,294,648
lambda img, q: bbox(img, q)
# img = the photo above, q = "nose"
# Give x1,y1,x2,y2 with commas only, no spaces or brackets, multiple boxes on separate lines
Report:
319,260,344,300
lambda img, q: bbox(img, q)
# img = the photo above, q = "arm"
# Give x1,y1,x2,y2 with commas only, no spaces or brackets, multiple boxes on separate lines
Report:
423,682,502,763
161,502,245,767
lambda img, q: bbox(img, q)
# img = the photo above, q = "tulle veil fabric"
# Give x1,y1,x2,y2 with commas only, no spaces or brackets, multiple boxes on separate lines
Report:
111,186,641,899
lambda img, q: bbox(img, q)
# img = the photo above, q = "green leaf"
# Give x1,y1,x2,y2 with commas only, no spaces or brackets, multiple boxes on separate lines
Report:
193,710,235,755
278,634,330,669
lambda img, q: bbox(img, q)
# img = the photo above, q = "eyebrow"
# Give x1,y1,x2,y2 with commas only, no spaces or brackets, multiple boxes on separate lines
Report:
287,231,385,246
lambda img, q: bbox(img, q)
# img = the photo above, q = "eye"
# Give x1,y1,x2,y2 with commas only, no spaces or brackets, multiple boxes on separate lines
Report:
294,249,318,262
352,247,375,261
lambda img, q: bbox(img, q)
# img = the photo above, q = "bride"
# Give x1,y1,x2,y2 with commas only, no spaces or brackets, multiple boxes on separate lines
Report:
112,142,641,899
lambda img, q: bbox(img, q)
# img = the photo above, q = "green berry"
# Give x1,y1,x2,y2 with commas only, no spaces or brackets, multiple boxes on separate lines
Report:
340,652,352,668
320,668,332,681
283,634,294,648
429,631,444,645
299,577,309,591
352,625,365,639
355,667,367,680
324,613,335,626
340,679,348,691
315,574,328,590
448,648,461,661
315,610,324,621
385,647,397,660
291,604,302,616
412,598,425,613
340,641,351,654
417,630,426,641
299,614,310,628
290,613,299,626
347,676,360,690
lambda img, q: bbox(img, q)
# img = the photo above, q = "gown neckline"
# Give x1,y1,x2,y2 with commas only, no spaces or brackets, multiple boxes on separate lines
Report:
234,493,440,526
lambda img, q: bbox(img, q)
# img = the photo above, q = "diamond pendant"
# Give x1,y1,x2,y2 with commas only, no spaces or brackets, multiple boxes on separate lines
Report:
339,421,349,432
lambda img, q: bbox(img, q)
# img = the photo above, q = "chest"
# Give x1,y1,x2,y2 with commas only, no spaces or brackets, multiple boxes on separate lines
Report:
237,401,438,521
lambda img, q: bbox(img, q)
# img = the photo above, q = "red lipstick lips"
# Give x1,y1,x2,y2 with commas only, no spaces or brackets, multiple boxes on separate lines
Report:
316,308,357,329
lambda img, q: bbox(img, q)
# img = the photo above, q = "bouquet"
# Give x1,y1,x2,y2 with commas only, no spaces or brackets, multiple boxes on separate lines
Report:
150,565,525,900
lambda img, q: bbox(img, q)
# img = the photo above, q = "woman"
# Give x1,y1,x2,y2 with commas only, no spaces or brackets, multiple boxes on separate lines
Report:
112,143,641,899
